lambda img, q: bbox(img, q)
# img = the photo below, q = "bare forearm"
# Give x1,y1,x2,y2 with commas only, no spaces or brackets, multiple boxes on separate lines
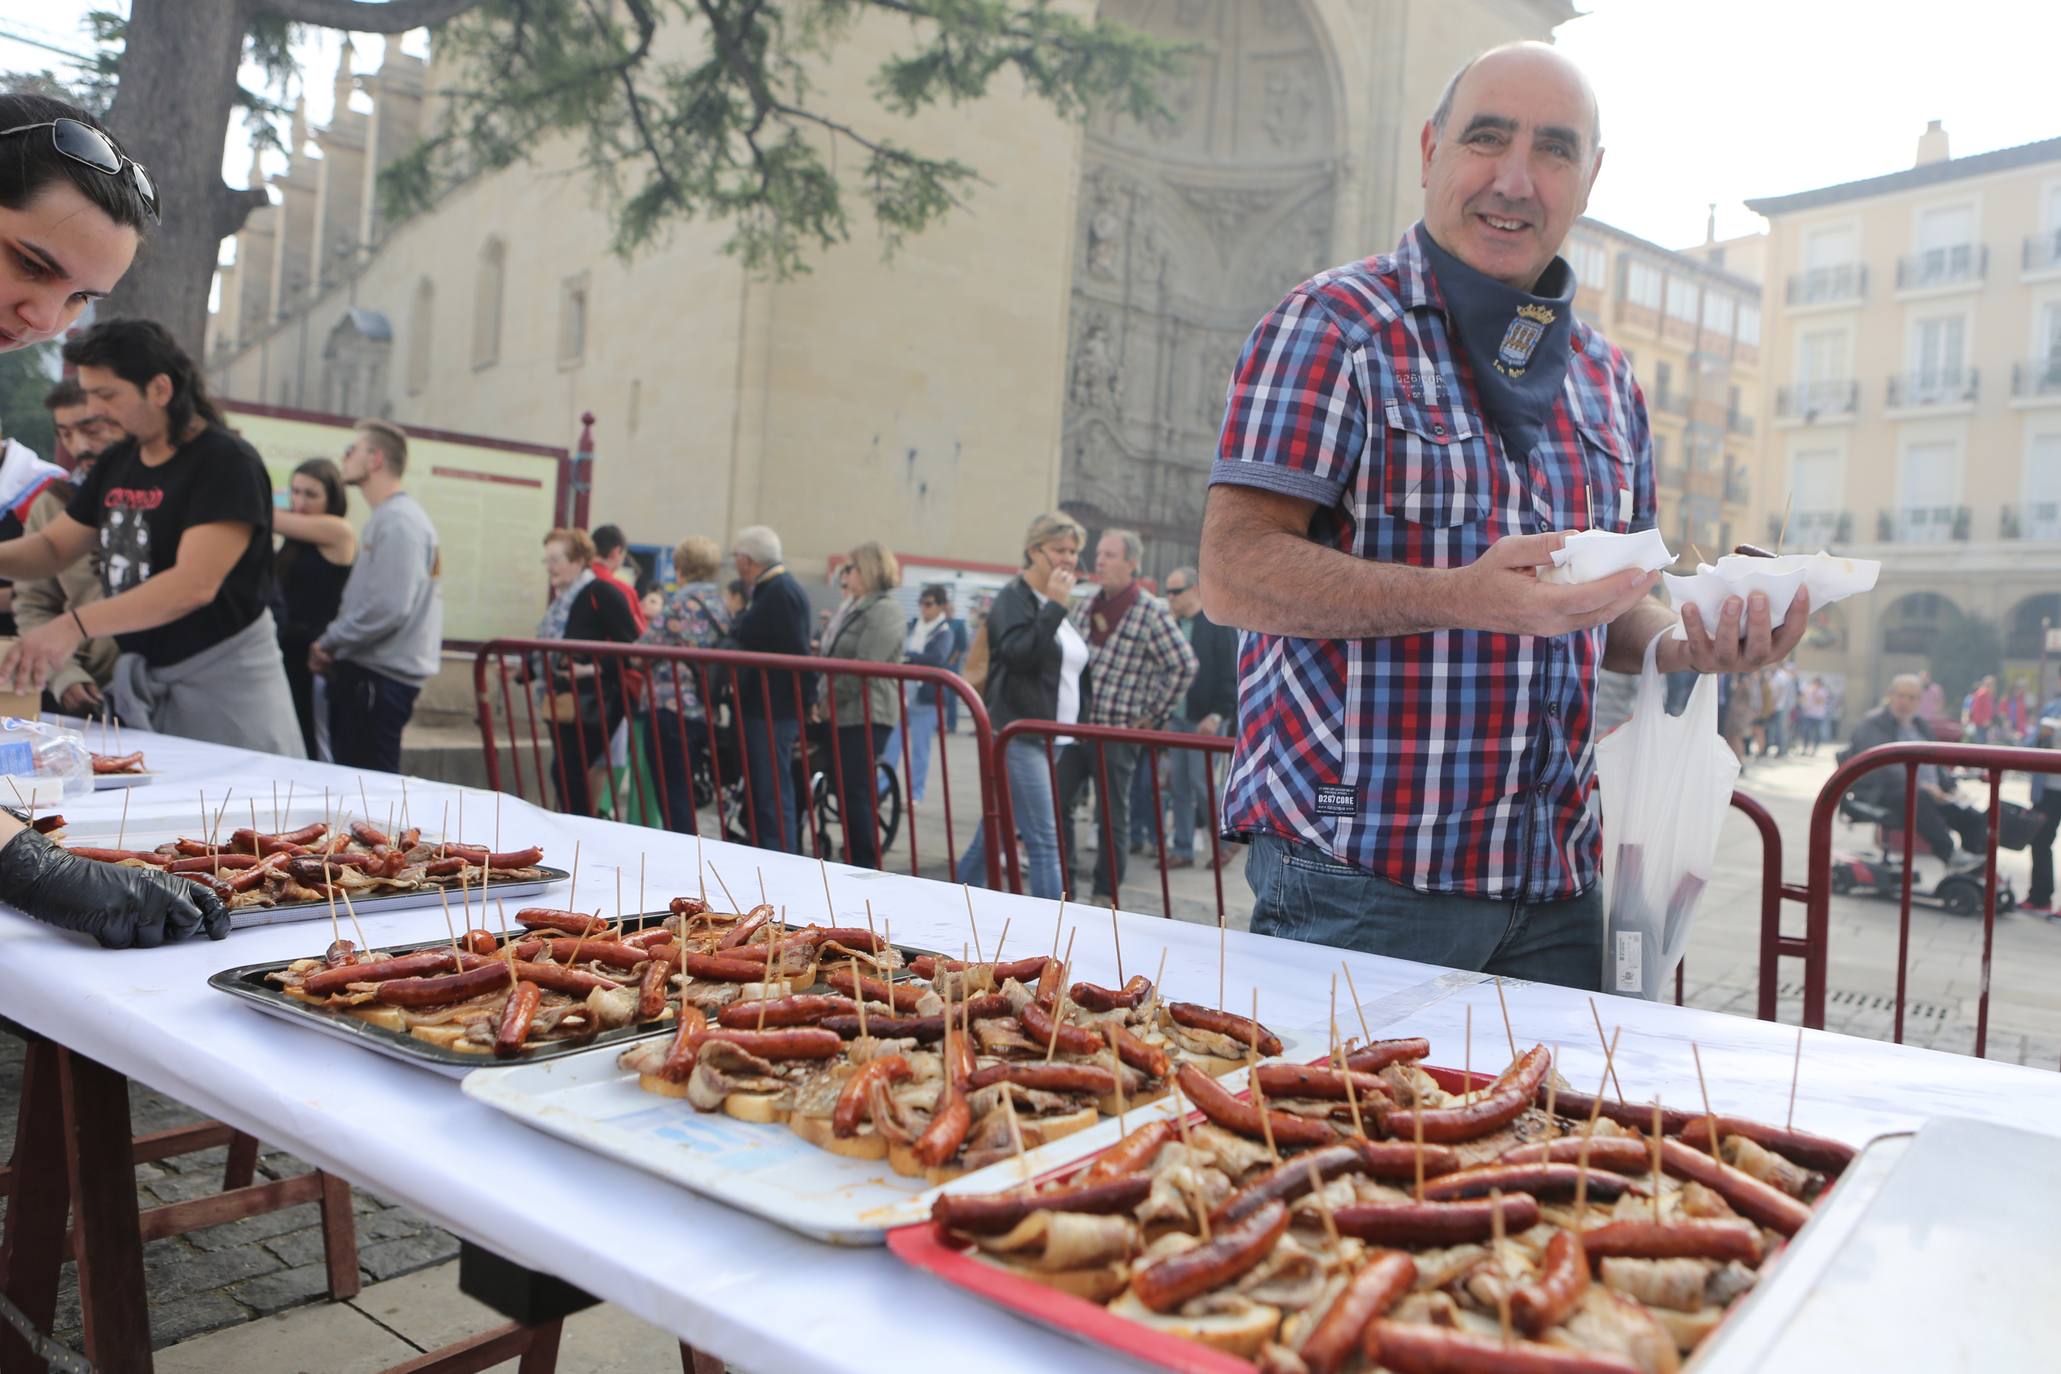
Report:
0,531,67,582
80,570,215,637
1603,598,1680,673
1200,502,1455,638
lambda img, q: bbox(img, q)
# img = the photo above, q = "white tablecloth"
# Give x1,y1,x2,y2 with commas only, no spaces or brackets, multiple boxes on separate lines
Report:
6,725,2060,1372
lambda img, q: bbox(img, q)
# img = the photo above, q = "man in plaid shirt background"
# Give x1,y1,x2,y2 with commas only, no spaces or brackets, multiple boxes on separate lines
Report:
1198,42,1806,989
1059,528,1197,901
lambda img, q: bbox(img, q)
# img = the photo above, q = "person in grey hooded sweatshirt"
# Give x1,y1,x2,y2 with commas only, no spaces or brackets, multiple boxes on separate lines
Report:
310,419,443,773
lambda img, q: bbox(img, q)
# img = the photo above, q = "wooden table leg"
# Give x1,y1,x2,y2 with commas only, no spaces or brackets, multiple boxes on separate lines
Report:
221,1131,259,1191
60,1048,153,1373
515,1318,562,1373
0,1039,71,1374
318,1171,360,1300
680,1341,725,1374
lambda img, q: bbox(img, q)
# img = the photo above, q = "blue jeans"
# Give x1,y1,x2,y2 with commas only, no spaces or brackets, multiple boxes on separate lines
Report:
888,699,939,803
956,737,1063,899
1244,835,1604,991
1056,739,1140,901
741,714,801,853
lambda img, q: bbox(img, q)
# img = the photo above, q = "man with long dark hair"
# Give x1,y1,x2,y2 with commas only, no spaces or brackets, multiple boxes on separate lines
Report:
6,378,118,714
0,317,303,756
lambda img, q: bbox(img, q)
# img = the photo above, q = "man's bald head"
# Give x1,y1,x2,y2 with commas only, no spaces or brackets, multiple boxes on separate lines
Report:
1887,673,1925,722
1420,42,1605,291
1432,44,1601,161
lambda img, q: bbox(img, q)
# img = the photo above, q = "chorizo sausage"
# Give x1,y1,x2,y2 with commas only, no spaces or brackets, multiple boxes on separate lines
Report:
1302,1251,1416,1374
494,981,543,1058
302,949,457,996
1018,999,1104,1056
1671,1113,1854,1175
692,1026,845,1060
832,1056,912,1138
931,1172,1153,1236
1333,1194,1541,1247
1497,1136,1656,1175
1421,1162,1636,1202
635,958,674,1022
1069,974,1152,1013
1384,1044,1550,1144
1580,1218,1763,1265
1656,1138,1811,1235
717,995,858,1028
963,1062,1116,1096
1075,1119,1176,1184
1165,1002,1282,1056
1130,1199,1289,1313
1174,1062,1336,1147
1511,1230,1590,1337
912,1094,972,1168
1254,1063,1393,1105
1344,1037,1431,1073
514,908,611,936
375,962,513,1006
825,966,926,1013
1365,1319,1641,1374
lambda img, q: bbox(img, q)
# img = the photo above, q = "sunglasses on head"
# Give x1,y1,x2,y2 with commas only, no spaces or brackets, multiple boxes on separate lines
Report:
0,118,159,221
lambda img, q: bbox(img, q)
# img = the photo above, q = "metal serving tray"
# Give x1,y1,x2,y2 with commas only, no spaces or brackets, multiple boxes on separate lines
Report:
221,867,567,930
211,915,935,1077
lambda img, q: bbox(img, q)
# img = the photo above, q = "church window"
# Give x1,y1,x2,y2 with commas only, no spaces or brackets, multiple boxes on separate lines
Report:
558,273,588,366
408,277,434,396
474,237,505,368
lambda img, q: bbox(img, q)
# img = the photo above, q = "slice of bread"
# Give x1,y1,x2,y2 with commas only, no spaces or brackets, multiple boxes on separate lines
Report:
1106,1290,1282,1357
790,1112,889,1161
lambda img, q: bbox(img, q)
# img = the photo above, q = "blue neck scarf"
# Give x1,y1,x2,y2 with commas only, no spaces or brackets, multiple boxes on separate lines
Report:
1416,224,1577,455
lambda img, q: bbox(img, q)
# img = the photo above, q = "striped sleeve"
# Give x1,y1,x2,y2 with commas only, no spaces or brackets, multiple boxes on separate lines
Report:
1209,292,1366,507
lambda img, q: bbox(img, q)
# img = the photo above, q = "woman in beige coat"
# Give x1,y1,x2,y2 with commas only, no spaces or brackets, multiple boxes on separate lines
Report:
819,541,906,868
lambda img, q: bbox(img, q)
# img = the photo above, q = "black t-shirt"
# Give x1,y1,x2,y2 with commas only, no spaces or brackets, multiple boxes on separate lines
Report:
67,423,275,667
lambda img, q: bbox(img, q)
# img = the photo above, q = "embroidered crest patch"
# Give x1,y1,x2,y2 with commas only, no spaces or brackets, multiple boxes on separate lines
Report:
1494,303,1556,377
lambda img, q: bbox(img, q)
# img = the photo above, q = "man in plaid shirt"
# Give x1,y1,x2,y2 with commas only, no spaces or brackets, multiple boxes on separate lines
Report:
1199,43,1807,989
1058,528,1197,900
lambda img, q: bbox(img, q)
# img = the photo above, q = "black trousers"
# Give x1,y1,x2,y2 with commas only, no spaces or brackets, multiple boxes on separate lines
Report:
832,723,893,870
327,660,419,774
2028,791,2061,907
1056,739,1141,901
1910,794,1987,865
642,708,710,834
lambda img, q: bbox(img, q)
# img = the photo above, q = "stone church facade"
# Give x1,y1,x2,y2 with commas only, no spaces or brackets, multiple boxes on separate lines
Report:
209,1,1575,581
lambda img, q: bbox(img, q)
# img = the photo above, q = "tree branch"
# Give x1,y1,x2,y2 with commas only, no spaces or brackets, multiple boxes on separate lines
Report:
211,181,273,243
257,0,485,32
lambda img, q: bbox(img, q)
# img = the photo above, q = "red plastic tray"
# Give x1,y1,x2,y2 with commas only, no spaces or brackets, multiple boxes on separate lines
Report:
886,1063,1490,1374
887,1061,1835,1373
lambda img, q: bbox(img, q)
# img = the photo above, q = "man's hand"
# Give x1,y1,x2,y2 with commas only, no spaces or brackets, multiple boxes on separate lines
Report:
2,616,83,694
308,641,335,674
1453,532,1658,639
58,682,102,714
1655,587,1811,675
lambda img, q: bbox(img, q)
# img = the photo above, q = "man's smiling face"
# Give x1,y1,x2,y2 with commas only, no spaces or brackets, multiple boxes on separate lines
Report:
1420,44,1603,292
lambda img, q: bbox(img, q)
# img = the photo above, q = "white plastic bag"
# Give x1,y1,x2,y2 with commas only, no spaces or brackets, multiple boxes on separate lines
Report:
1594,635,1739,999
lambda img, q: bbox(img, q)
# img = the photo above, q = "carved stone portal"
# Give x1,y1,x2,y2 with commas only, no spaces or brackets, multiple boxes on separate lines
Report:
1060,0,1341,579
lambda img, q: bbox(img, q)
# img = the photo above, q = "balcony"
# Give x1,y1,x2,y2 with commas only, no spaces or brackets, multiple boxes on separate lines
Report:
1785,263,1866,307
1878,504,1972,544
1725,409,1756,437
1654,389,1690,416
1775,509,1851,550
2004,501,2061,542
1895,243,1986,291
1775,380,1860,420
2024,228,2061,274
1723,473,1752,506
1656,462,1689,490
1886,367,1978,409
2012,357,2061,399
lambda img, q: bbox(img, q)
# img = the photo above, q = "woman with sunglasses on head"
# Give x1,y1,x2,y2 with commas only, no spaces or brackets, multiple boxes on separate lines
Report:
0,92,226,947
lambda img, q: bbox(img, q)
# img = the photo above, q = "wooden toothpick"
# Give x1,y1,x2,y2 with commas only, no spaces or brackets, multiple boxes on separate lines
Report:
707,861,741,915
1494,977,1518,1063
1787,1027,1804,1131
117,788,129,852
990,919,1011,963
1107,899,1123,985
820,857,836,925
335,880,370,951
1589,997,1626,1103
961,884,984,963
568,839,582,912
1305,1156,1341,1251
1649,1097,1665,1224
1492,1189,1513,1347
1692,1043,1722,1160
1341,961,1373,1043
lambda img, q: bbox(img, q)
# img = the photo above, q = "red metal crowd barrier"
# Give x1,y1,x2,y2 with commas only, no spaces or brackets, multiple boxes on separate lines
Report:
1803,741,2061,1058
989,719,1237,918
471,640,1003,887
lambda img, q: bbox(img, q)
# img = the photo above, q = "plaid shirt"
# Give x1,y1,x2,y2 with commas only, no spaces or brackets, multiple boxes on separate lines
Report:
1070,591,1198,729
1211,225,1655,901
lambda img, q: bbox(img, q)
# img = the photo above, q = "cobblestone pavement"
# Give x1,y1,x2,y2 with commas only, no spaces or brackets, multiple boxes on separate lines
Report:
4,730,2054,1360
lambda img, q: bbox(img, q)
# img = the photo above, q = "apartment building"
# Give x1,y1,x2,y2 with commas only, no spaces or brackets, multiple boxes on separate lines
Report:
1564,218,1766,561
1746,125,2061,702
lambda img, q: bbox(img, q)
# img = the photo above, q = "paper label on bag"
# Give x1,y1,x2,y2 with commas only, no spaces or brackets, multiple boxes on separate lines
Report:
1618,487,1631,523
1614,930,1643,993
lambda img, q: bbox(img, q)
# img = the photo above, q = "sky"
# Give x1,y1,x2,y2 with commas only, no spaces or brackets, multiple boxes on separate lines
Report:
3,1,2060,251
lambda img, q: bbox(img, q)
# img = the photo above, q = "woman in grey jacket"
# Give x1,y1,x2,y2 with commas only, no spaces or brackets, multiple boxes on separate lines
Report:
819,541,906,868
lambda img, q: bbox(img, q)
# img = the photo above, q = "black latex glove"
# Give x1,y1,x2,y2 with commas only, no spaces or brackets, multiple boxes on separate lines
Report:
0,827,232,948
